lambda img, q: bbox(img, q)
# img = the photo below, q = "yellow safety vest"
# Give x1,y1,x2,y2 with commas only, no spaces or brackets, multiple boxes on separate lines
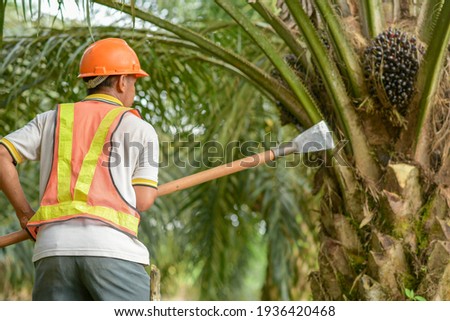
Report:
27,99,142,239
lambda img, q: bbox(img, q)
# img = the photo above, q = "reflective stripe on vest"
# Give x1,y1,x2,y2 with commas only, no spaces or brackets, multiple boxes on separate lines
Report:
57,103,75,203
27,102,141,239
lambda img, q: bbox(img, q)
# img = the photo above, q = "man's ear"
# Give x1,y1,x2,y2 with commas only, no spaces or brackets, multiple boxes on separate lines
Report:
116,75,127,93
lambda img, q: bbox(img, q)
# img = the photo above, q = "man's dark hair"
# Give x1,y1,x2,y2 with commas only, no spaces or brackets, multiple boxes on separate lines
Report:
83,75,120,95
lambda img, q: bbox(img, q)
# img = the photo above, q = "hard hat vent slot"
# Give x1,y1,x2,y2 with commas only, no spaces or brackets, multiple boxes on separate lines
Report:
94,67,106,74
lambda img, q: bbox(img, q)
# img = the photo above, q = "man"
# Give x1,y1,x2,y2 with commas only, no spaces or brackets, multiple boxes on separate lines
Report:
0,38,159,300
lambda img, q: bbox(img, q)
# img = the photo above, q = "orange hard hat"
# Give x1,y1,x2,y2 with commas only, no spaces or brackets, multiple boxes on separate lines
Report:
78,38,148,78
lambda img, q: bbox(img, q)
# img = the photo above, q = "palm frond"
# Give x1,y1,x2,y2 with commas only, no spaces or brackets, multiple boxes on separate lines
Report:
358,0,384,39
216,0,321,126
285,0,381,183
410,0,450,163
313,0,369,101
416,0,445,44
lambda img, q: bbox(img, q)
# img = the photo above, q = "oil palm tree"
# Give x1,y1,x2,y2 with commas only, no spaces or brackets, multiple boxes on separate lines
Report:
1,0,449,300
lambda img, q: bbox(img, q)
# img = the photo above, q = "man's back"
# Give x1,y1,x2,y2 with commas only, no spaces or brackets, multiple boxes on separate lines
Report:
2,95,159,265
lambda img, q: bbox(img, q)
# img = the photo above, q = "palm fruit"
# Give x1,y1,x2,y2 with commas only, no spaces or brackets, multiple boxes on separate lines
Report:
363,28,424,127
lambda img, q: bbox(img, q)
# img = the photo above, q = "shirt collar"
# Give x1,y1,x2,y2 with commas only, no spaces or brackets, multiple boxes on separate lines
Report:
83,94,124,106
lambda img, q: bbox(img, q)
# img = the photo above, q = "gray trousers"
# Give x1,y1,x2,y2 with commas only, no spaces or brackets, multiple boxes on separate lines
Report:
32,256,150,301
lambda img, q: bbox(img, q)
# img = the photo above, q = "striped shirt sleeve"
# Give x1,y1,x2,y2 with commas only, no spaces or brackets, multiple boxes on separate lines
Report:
131,178,158,189
0,112,53,164
130,119,159,189
0,137,24,165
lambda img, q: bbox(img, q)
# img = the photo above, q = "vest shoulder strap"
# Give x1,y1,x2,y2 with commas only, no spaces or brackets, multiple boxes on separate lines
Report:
57,103,75,203
73,107,131,202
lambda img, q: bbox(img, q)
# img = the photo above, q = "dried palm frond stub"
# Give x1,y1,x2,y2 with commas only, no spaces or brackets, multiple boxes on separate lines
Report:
363,28,425,127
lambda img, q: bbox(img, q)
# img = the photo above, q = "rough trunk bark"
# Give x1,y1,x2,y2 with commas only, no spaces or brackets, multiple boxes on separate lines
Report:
150,264,161,301
310,163,450,300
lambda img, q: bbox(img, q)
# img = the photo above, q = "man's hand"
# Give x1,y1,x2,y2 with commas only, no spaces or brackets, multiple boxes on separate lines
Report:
16,210,35,229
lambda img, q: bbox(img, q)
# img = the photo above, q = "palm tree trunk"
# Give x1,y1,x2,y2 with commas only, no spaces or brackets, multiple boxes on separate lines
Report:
311,163,450,300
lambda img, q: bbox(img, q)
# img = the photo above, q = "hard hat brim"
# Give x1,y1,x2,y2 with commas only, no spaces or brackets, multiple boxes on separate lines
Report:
78,69,149,78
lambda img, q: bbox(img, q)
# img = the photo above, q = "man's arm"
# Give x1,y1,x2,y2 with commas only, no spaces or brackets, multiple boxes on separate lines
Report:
0,145,34,228
130,119,159,213
133,186,158,212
